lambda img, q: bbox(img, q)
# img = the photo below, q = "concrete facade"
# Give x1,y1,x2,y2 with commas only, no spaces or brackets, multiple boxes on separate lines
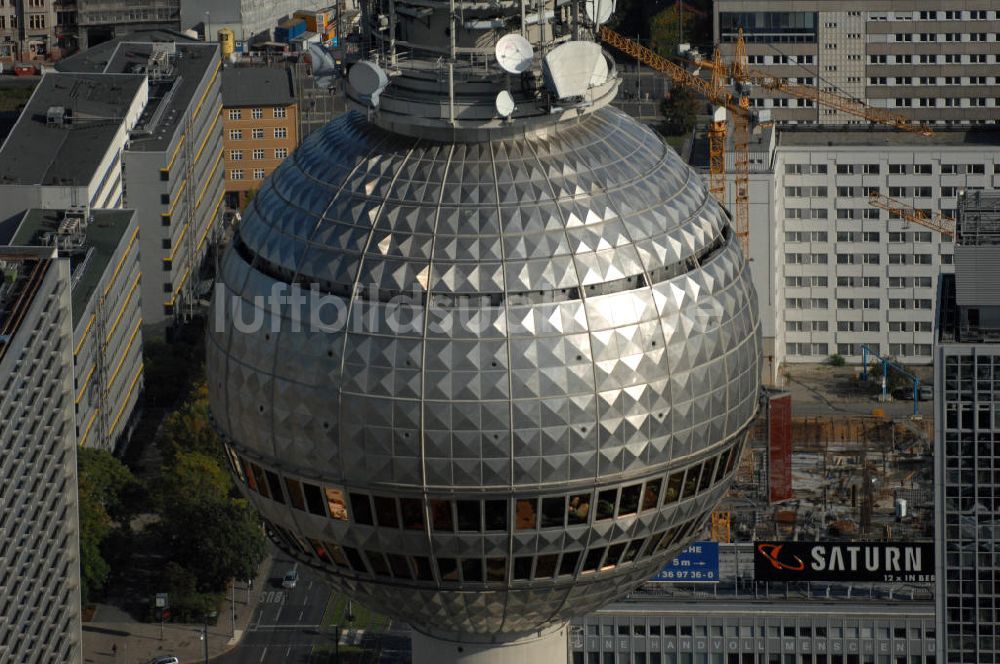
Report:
934,192,1000,663
0,246,82,664
714,1,1000,126
75,1,181,49
694,127,1000,372
57,37,226,329
8,208,143,452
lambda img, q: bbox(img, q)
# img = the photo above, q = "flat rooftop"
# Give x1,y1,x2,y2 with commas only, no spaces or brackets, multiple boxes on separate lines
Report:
58,34,220,153
221,66,296,107
0,247,57,362
778,125,1000,148
0,73,145,186
11,208,136,328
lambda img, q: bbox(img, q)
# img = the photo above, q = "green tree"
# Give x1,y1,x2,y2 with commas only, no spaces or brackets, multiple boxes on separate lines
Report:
157,450,232,506
77,449,141,604
660,86,701,136
158,383,223,462
650,3,701,58
159,497,267,592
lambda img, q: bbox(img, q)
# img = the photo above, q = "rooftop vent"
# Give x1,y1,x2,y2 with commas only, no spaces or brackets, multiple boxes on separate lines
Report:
46,106,71,126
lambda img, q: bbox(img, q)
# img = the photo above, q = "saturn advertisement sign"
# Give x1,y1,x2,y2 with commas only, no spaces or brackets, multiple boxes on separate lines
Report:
754,541,935,583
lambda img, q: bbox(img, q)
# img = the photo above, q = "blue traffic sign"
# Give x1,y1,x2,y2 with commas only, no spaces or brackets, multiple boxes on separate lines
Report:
652,541,720,583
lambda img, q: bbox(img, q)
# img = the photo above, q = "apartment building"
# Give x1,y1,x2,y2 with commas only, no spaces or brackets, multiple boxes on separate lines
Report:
935,192,1000,663
714,1,1000,125
0,0,78,61
221,66,298,208
76,1,181,49
690,125,1000,374
0,72,149,222
5,208,143,452
0,246,82,664
56,35,225,329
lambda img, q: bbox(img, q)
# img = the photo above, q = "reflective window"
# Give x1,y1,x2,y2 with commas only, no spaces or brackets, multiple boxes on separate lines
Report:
373,496,399,528
456,500,480,531
682,467,699,499
484,499,507,531
516,498,538,529
596,489,617,520
541,496,565,528
624,538,645,563
568,493,591,524
513,556,533,580
412,556,434,581
399,498,424,530
462,558,483,583
535,554,558,578
284,478,306,511
698,458,717,492
324,488,348,520
250,463,270,498
323,541,349,568
343,546,367,573
618,484,642,516
714,451,731,483
366,550,391,576
386,554,411,579
664,471,684,504
350,493,374,525
302,482,325,516
438,557,460,582
582,547,606,572
309,538,332,564
241,459,258,492
559,550,581,576
642,480,661,511
431,500,454,531
604,542,627,569
486,557,506,582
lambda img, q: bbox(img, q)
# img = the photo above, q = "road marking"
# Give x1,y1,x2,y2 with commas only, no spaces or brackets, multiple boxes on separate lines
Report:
275,606,283,622
307,580,313,591
259,646,267,662
286,646,292,658
298,610,304,621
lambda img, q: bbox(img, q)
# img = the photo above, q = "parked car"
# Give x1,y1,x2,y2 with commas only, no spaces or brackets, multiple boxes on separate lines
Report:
282,568,299,589
149,656,180,664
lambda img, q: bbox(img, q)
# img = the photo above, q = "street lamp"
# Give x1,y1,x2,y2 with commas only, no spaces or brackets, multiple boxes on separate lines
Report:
201,610,218,663
204,11,212,42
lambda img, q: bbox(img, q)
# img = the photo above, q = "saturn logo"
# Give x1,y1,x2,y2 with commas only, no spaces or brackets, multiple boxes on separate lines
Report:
757,543,805,572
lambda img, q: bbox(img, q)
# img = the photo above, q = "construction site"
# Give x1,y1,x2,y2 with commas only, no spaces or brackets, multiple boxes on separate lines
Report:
713,398,935,547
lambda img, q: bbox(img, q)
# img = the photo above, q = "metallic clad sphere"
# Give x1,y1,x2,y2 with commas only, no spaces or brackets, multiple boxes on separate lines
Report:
207,107,761,641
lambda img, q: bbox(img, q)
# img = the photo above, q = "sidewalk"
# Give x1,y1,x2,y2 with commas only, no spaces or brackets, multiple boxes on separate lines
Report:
82,556,274,664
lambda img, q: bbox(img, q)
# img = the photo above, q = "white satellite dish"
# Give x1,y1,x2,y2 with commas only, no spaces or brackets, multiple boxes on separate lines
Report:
543,41,603,99
495,90,516,118
590,52,609,87
348,60,389,107
495,33,535,74
584,0,615,26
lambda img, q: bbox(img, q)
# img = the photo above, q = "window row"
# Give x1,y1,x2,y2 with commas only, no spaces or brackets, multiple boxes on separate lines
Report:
229,169,266,181
223,443,738,533
228,128,289,140
228,148,289,161
267,515,705,584
227,107,288,120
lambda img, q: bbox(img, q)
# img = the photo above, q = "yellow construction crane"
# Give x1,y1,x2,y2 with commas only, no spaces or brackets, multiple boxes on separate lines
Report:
868,192,956,238
598,25,752,256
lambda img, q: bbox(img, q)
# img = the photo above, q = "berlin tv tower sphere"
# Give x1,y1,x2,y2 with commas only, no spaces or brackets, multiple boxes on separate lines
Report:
207,2,760,660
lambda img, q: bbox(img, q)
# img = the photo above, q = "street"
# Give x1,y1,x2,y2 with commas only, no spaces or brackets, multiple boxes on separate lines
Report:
214,550,334,664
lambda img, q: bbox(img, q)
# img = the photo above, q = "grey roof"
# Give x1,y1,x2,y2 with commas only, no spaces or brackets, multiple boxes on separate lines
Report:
221,67,296,107
55,29,202,74
778,126,1000,148
12,208,137,327
0,73,146,186
59,38,221,153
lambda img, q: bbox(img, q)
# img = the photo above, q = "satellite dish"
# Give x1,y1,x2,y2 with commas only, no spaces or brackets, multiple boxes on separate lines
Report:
348,60,389,107
495,90,516,118
590,52,609,87
543,41,603,99
584,0,615,26
495,34,534,74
